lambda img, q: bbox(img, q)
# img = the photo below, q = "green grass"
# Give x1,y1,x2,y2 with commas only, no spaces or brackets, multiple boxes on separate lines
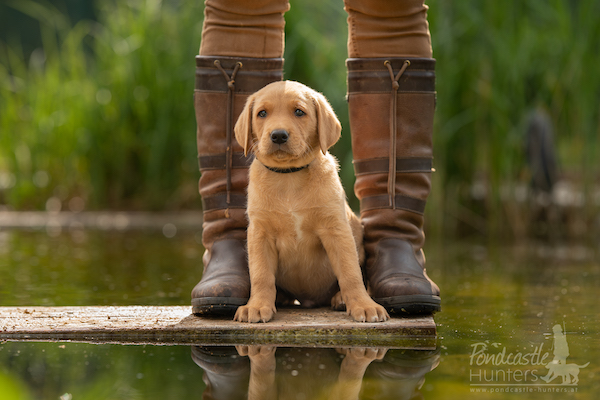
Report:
0,0,203,210
1,0,599,236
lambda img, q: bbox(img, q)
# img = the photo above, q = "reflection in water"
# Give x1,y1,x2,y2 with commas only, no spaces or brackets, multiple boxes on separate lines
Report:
192,345,440,400
2,231,599,398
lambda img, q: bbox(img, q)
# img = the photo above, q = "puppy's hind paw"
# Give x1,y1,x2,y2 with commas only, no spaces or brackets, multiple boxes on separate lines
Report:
330,291,346,311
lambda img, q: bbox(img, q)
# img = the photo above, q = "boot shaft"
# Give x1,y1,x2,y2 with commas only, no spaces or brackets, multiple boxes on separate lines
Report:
347,57,435,256
347,58,440,310
347,58,435,207
195,56,284,244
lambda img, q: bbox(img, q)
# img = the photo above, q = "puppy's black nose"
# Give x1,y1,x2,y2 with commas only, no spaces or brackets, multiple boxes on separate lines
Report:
270,130,289,144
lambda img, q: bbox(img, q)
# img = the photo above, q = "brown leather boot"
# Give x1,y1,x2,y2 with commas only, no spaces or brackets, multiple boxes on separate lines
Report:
191,56,283,315
347,57,441,314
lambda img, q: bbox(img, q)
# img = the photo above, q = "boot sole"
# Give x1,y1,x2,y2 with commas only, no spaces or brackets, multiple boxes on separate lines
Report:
192,297,248,316
375,295,441,315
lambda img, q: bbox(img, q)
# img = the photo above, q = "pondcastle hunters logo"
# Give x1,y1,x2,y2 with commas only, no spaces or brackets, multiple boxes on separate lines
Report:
469,324,589,393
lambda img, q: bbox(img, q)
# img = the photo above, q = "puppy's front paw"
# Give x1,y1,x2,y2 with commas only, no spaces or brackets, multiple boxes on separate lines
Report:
348,299,389,323
234,303,276,323
337,347,388,363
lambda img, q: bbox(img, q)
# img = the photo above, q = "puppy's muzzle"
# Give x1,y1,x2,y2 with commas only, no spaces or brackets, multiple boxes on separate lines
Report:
270,129,289,144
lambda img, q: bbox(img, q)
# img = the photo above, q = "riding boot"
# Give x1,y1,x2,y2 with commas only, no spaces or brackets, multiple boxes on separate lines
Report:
362,348,440,400
191,346,250,400
347,57,440,314
191,56,283,314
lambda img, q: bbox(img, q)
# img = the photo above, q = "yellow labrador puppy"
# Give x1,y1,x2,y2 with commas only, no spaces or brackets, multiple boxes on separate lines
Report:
233,81,388,323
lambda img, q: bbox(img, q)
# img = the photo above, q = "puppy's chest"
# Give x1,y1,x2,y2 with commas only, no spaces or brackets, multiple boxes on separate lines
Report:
271,206,319,245
248,170,335,252
273,207,334,292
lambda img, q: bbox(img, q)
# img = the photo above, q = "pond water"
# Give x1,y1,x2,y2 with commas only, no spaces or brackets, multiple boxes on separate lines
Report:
1,228,599,399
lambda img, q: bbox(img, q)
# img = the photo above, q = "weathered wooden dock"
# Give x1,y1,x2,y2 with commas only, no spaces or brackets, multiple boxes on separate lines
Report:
0,306,436,349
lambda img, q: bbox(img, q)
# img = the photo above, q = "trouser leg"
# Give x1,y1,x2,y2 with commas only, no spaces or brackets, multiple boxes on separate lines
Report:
345,0,432,59
200,0,289,58
344,0,440,314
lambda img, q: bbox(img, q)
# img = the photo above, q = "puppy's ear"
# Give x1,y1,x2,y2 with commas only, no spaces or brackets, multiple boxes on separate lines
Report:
234,94,255,156
314,92,342,154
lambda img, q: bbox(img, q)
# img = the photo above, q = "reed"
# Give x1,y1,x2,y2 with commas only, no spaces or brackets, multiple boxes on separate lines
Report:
1,0,203,210
427,0,600,236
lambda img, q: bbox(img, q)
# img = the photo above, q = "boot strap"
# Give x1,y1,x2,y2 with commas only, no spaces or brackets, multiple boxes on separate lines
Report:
361,194,426,214
197,153,251,213
355,157,430,214
195,56,284,94
202,193,247,212
346,58,435,94
354,157,433,175
198,153,254,171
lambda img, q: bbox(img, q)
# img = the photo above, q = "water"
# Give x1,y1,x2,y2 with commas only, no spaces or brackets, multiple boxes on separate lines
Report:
1,229,599,399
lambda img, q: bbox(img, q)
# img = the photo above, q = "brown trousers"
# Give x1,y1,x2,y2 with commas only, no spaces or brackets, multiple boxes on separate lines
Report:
199,0,432,59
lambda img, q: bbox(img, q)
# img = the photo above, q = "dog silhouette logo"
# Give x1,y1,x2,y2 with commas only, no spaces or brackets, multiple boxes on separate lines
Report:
540,324,589,385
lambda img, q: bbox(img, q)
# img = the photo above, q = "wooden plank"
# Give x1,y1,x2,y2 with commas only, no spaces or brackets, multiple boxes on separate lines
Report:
0,306,436,349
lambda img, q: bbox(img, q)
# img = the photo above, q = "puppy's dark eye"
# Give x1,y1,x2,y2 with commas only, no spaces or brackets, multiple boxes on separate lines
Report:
258,110,267,118
294,109,306,117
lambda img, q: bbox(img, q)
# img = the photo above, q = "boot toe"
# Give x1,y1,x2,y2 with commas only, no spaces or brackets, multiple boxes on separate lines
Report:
191,239,250,315
367,239,441,314
191,276,250,315
371,274,440,314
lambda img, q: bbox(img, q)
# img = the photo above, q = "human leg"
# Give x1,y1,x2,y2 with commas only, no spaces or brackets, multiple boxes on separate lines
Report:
344,0,440,314
192,0,289,315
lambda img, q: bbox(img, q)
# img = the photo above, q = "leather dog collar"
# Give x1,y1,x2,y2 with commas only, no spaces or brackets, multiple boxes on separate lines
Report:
262,162,310,174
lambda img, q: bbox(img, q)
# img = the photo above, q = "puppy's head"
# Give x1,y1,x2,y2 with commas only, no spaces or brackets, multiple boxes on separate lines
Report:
234,81,341,168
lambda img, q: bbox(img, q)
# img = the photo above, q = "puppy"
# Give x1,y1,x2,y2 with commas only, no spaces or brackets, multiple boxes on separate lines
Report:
237,345,387,400
233,81,388,323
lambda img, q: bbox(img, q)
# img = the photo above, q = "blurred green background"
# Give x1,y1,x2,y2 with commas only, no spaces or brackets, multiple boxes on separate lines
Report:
1,0,599,238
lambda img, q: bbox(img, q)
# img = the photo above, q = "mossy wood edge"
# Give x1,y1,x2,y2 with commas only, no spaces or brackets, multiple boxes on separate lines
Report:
0,306,436,349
